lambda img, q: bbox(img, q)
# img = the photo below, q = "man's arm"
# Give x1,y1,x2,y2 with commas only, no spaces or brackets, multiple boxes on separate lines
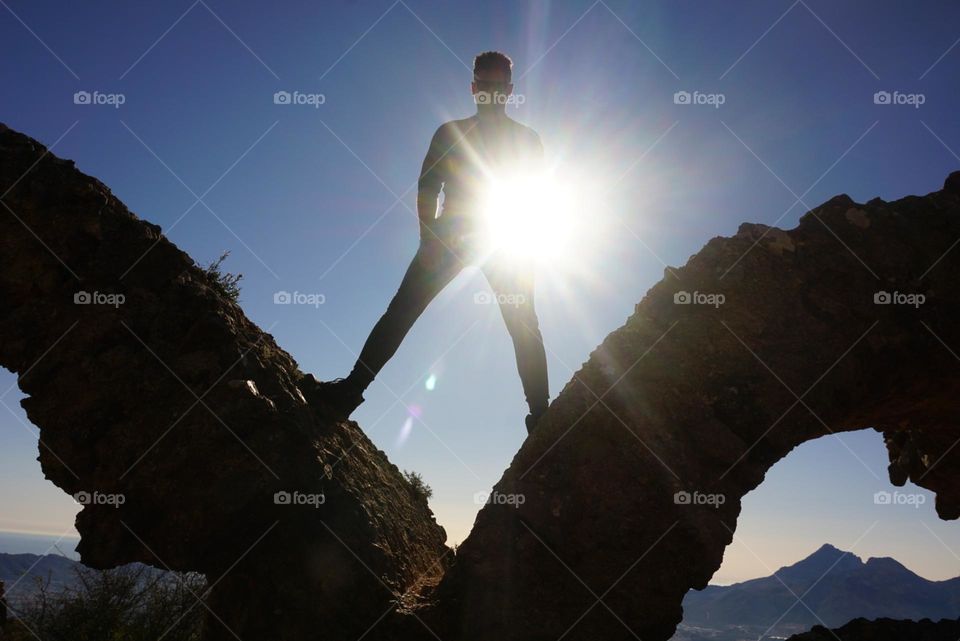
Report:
417,124,448,240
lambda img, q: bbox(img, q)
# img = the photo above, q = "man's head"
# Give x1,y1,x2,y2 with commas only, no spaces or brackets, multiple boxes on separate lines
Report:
472,51,513,112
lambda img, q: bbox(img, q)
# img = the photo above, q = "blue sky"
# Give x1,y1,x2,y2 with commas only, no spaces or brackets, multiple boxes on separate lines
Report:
1,0,959,584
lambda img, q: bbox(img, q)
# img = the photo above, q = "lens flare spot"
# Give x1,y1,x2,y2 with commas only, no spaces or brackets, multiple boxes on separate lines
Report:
396,416,414,448
425,373,437,391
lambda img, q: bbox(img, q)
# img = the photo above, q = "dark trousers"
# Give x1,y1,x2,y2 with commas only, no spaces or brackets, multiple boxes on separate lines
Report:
348,236,549,413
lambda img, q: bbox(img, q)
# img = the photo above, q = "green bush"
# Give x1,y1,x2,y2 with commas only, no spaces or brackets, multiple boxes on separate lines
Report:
403,470,433,501
198,250,243,302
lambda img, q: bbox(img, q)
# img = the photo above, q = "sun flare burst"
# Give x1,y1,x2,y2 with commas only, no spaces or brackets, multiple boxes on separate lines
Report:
480,170,580,265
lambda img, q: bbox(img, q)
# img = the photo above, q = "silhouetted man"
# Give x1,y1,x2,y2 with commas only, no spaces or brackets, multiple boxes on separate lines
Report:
308,51,549,433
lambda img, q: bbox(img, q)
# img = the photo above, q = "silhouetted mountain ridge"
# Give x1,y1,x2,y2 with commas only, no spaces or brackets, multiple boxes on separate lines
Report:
776,543,863,584
786,616,960,641
0,552,77,586
682,544,960,628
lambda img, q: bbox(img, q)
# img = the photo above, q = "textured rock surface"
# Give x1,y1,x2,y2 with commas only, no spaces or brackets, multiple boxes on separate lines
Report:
434,173,960,639
3,122,959,641
787,617,960,641
0,123,448,641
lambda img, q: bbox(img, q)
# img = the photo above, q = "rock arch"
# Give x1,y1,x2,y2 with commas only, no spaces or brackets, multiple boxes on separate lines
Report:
2,123,959,640
436,172,960,641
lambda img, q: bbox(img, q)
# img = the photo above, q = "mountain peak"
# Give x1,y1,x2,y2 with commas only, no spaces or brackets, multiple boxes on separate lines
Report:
814,542,844,555
811,543,852,560
864,555,911,572
776,544,863,583
683,544,958,631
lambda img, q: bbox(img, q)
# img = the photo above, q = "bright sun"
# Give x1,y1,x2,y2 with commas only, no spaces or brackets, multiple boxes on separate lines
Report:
480,171,578,264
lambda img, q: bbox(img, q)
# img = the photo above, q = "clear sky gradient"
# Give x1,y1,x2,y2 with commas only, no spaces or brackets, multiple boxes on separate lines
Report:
2,0,959,584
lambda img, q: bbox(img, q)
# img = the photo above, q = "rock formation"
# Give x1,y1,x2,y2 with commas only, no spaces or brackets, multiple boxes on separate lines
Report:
433,170,960,641
2,122,959,640
787,617,960,641
0,123,448,641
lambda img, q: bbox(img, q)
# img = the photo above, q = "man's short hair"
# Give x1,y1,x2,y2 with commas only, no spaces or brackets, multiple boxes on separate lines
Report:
473,51,513,81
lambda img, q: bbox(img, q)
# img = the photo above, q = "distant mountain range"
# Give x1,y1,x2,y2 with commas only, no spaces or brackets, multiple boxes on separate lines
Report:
0,552,171,612
681,543,960,631
0,552,80,609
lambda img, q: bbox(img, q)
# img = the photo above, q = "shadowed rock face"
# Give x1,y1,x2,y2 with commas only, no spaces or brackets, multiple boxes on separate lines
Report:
433,174,960,639
0,123,449,641
2,122,959,641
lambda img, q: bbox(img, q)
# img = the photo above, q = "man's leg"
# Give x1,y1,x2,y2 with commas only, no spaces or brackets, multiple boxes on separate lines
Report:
481,258,549,426
346,240,463,392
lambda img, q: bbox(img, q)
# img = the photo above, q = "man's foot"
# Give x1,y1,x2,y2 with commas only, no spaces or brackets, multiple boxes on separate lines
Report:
525,405,548,434
299,374,365,421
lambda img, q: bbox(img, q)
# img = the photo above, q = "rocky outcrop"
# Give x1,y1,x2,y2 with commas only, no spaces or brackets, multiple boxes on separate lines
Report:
2,122,959,641
0,123,448,641
432,172,960,639
787,617,960,641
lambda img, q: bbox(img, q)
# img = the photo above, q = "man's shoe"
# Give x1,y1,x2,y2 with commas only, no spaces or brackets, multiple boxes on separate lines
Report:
525,406,548,434
300,375,365,421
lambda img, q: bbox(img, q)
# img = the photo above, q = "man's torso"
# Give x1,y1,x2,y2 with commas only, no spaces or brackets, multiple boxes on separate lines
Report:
424,115,543,241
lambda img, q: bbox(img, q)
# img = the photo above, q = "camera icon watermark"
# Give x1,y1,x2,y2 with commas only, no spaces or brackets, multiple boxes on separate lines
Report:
474,491,525,508
873,490,925,508
473,91,526,108
274,490,326,508
273,290,325,308
273,90,325,108
873,90,925,109
73,90,126,109
73,491,125,508
474,291,526,307
74,290,125,308
873,290,925,308
673,90,725,109
673,490,725,508
674,290,725,308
